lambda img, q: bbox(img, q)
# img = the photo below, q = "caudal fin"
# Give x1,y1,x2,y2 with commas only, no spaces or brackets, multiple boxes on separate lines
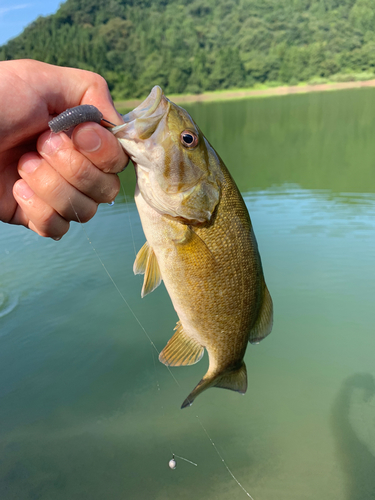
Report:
181,362,248,409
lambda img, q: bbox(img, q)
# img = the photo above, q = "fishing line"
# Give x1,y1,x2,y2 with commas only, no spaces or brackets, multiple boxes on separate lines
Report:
119,170,137,258
196,417,255,499
49,105,256,497
173,454,197,467
149,348,178,467
119,183,198,471
67,190,256,499
67,195,180,388
149,320,198,470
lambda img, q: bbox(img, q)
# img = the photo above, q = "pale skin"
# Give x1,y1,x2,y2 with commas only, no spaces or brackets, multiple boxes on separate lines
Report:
0,59,129,239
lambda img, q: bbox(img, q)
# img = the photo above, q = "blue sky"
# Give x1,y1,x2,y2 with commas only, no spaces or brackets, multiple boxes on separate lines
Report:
0,0,62,46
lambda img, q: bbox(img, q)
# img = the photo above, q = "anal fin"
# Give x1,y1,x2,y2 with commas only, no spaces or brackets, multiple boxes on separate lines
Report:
249,283,273,344
159,321,204,367
133,241,162,297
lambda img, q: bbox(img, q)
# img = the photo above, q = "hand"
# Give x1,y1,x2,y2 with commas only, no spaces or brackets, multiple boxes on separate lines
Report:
0,59,129,239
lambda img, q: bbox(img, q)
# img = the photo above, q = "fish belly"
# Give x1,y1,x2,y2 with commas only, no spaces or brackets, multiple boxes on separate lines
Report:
134,179,264,375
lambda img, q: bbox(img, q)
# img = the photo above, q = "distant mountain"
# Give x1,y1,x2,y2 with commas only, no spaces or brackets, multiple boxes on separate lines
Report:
1,0,375,99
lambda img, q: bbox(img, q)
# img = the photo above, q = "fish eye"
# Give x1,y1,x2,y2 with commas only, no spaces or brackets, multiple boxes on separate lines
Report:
180,130,199,148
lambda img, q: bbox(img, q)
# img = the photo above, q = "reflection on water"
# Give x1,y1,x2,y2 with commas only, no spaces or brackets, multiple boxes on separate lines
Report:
0,288,18,320
0,90,375,499
332,374,375,500
186,88,375,195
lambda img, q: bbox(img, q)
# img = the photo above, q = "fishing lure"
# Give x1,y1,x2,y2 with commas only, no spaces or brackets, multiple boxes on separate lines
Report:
48,104,114,133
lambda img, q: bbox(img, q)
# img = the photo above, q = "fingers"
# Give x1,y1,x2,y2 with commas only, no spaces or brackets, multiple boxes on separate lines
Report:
2,60,129,239
72,123,128,174
13,124,128,239
12,179,70,239
18,152,98,223
37,125,127,204
2,60,124,149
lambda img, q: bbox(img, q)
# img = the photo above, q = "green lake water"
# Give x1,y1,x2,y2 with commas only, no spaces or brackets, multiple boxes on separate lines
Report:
1,88,375,499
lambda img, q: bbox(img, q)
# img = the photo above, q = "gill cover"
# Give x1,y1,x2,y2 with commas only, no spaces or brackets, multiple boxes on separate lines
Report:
113,86,221,224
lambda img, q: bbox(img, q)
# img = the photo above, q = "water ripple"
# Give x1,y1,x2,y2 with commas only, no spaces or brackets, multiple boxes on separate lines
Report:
0,289,19,319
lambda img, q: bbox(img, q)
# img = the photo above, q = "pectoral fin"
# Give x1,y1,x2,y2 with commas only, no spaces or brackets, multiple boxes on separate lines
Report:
133,242,162,297
133,241,150,275
173,226,216,269
249,284,273,344
159,321,204,367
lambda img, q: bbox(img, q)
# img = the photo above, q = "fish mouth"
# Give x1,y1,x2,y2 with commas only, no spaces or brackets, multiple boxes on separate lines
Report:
122,86,164,123
111,85,170,169
112,85,168,138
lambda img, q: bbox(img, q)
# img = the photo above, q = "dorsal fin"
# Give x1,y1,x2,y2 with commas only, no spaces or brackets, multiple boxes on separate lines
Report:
249,284,273,344
159,321,204,367
133,242,162,297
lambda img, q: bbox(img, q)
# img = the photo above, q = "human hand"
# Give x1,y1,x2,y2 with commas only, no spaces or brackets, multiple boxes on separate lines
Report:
0,59,129,239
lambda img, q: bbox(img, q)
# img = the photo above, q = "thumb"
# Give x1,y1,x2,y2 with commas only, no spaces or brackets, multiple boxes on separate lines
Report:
1,60,122,149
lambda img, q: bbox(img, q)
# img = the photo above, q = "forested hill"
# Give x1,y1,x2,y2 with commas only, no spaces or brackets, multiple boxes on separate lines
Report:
1,0,375,99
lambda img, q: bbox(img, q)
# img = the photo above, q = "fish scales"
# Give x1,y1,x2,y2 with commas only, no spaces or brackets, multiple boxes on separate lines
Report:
113,86,273,408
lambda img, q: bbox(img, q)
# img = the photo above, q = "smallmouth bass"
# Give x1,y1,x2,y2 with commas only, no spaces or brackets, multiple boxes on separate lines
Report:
113,86,273,408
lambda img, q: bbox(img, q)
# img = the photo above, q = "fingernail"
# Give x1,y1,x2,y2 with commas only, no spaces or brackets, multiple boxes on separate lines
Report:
20,157,41,174
42,133,63,155
15,180,34,200
74,128,101,153
52,236,61,241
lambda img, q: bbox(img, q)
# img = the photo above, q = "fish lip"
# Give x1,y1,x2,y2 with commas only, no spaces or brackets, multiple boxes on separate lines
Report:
122,86,164,124
111,86,167,141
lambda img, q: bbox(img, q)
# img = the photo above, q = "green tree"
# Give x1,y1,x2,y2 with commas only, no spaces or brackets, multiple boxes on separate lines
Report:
2,0,375,97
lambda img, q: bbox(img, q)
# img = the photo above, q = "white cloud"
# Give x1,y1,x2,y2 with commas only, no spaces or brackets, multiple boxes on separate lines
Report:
0,4,30,16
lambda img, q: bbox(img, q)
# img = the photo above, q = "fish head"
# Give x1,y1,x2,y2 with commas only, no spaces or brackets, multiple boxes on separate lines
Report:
113,86,222,224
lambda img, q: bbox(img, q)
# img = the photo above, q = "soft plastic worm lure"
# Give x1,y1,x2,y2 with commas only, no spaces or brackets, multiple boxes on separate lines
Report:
48,105,114,133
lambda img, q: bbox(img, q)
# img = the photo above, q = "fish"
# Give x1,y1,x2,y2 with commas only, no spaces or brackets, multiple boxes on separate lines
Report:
112,86,273,408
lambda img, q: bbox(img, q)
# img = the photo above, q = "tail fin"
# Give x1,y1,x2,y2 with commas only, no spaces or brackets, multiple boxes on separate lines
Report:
181,362,247,409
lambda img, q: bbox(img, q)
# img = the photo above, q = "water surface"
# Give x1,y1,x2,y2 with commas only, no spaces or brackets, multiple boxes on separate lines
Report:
1,89,375,499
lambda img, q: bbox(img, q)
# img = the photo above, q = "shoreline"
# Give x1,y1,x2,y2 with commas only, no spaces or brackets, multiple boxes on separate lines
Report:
115,79,375,110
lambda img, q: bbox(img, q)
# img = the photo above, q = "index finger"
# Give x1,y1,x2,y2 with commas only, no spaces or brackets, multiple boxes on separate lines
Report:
1,60,124,150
